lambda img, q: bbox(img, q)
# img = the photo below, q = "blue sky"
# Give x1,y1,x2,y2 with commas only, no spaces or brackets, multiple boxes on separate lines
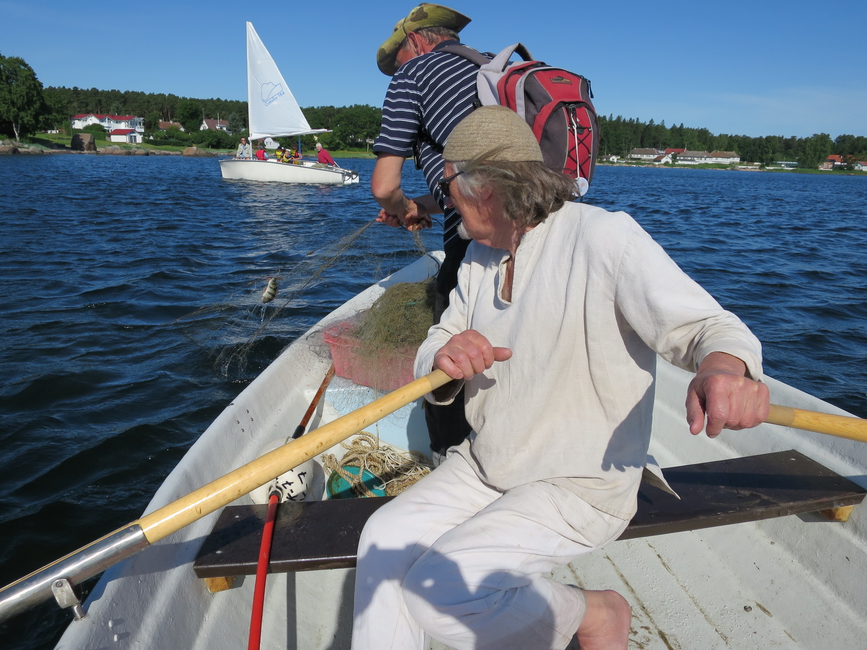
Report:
2,0,864,139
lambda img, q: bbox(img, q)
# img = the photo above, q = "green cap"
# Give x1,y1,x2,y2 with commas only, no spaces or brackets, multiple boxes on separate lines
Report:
377,4,471,76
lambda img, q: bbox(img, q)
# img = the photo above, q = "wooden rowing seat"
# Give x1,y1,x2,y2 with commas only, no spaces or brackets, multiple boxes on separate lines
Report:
193,450,865,582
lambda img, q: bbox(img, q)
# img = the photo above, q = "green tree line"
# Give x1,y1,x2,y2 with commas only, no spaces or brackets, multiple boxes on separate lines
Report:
2,53,865,164
39,84,383,150
1,53,383,150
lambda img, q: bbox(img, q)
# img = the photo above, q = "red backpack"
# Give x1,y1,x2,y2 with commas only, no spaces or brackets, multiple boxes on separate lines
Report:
440,42,599,191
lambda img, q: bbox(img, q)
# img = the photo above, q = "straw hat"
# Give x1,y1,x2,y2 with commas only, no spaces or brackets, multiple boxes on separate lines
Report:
377,4,471,76
444,106,543,163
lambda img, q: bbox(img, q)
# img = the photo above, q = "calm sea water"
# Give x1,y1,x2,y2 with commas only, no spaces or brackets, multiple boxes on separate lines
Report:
1,156,865,648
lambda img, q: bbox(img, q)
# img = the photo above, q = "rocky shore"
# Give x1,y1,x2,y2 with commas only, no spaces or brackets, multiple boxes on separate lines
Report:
0,139,226,157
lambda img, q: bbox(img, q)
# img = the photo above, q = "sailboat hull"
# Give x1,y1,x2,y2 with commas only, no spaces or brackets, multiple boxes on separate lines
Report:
220,159,359,185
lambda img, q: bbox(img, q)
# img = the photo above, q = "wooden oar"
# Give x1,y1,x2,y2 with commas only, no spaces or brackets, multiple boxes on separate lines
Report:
0,368,452,623
766,404,867,443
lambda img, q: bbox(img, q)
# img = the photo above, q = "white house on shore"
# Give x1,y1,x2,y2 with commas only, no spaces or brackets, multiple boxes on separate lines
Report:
629,148,741,165
627,148,661,161
675,150,741,165
676,150,711,164
71,114,144,134
109,128,140,144
707,151,741,164
201,118,229,132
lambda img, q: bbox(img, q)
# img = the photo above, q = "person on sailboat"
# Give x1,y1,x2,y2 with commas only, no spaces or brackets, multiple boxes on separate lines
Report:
351,106,770,650
371,3,479,462
235,137,252,159
316,142,338,166
255,143,268,160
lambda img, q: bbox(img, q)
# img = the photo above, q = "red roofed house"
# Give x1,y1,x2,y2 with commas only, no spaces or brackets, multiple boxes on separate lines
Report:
820,154,845,170
71,113,144,134
200,118,229,132
109,128,140,143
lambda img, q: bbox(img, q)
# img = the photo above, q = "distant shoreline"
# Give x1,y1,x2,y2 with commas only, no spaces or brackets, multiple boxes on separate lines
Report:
596,162,866,177
0,142,376,159
1,144,862,175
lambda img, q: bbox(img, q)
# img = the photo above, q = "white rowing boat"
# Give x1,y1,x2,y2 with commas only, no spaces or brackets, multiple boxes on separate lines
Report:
219,23,359,186
4,252,867,648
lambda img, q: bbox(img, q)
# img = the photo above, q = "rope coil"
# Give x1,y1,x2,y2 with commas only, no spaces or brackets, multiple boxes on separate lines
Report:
322,432,433,497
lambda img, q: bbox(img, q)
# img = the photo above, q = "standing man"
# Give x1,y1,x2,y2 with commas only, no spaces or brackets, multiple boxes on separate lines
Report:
372,3,482,459
235,136,251,159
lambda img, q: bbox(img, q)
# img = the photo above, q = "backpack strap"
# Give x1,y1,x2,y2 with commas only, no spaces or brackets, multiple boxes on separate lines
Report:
439,42,535,106
435,42,493,66
437,42,533,67
412,42,535,163
411,42,492,162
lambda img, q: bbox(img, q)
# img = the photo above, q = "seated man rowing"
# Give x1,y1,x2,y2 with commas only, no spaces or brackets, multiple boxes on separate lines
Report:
351,106,770,650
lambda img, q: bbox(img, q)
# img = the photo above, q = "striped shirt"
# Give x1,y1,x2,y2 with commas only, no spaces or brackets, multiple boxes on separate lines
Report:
374,41,480,250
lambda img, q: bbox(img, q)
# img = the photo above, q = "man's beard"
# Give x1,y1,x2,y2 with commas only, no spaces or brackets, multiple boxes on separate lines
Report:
457,221,471,240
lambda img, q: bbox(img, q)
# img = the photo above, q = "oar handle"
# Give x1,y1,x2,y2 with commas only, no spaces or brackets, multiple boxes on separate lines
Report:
766,403,867,443
135,369,451,543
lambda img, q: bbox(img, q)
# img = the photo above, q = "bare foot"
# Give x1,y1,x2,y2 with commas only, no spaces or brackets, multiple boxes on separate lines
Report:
575,589,631,650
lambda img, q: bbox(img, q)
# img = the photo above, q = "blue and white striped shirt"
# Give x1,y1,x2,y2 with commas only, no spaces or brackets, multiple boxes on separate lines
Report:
374,41,480,250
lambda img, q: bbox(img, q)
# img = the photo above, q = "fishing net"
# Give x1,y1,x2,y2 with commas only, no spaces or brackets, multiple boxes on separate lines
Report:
176,211,442,495
321,278,436,392
176,219,434,380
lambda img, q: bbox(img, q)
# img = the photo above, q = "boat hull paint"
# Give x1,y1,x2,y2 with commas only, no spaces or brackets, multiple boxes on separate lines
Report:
219,159,359,185
56,252,867,649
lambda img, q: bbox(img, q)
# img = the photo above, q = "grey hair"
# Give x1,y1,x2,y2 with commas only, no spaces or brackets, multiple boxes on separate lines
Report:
399,26,460,53
413,26,460,43
451,158,578,227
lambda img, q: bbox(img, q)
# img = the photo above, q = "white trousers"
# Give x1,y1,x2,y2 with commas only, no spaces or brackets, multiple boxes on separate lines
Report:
351,448,629,650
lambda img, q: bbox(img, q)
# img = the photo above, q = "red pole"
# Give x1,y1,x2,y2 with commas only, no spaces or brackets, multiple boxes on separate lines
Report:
247,363,335,649
248,491,280,650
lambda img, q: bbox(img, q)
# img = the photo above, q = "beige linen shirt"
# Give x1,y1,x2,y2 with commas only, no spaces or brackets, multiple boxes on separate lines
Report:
414,202,763,520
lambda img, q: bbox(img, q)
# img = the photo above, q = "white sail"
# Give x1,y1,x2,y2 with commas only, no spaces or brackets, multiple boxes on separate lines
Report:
246,22,328,140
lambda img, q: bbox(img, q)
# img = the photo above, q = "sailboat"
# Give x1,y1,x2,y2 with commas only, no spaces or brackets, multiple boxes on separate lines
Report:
220,23,359,185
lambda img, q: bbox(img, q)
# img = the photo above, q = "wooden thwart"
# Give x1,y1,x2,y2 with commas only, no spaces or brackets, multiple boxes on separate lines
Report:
193,450,865,580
